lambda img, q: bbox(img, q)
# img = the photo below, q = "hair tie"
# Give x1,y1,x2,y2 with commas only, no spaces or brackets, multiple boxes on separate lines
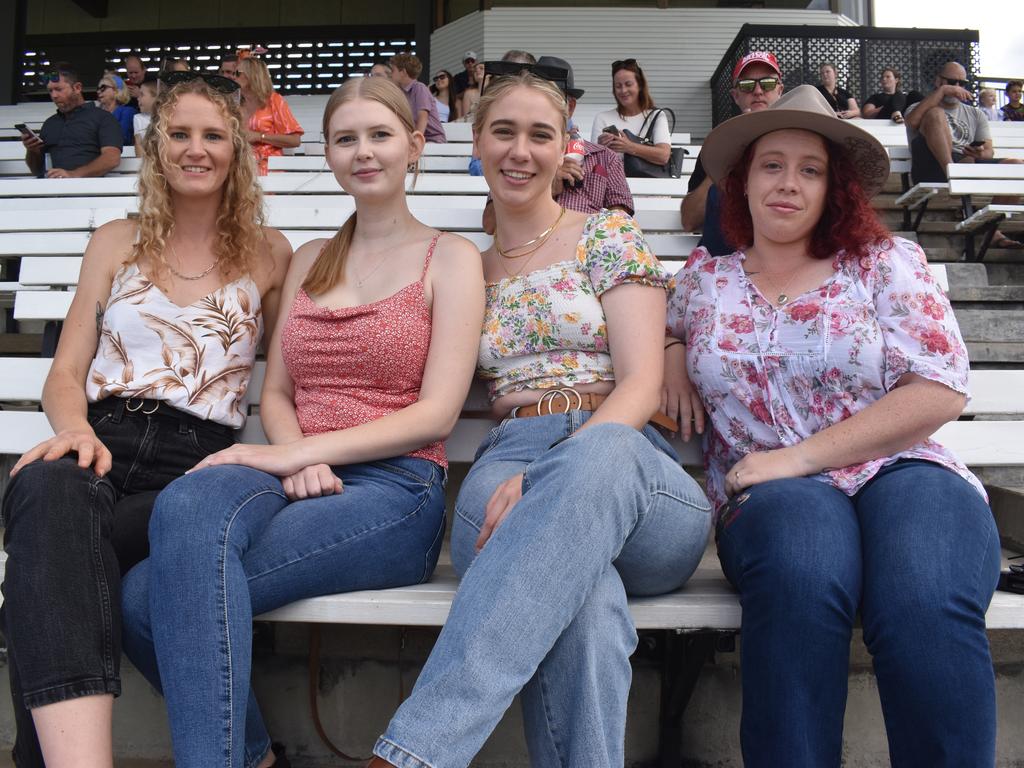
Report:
111,74,125,89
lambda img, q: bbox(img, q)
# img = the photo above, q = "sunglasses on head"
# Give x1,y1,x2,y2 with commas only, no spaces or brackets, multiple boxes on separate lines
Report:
942,76,971,88
734,76,780,93
160,70,240,94
481,61,569,96
611,58,639,73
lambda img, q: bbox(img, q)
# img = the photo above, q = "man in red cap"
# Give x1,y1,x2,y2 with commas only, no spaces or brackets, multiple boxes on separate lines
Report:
681,51,784,254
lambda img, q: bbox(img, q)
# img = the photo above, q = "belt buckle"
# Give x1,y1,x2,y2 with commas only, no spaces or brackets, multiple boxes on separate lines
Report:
536,388,583,415
125,397,159,415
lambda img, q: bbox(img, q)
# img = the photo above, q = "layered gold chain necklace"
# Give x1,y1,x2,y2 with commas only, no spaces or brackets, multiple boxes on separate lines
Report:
495,206,566,278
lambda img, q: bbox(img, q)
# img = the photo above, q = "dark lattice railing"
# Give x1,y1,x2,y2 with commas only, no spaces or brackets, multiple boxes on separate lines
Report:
710,24,981,126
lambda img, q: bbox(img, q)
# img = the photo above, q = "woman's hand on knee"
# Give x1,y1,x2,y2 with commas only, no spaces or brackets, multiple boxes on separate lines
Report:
476,473,524,552
725,446,810,497
10,429,112,478
282,464,342,501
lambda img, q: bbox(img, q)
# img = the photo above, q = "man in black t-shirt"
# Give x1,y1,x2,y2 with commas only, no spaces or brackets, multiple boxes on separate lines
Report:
680,51,785,255
862,68,922,123
23,64,122,179
452,51,477,97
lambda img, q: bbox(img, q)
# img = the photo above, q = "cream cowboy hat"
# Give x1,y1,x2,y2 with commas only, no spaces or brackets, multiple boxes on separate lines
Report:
700,84,890,198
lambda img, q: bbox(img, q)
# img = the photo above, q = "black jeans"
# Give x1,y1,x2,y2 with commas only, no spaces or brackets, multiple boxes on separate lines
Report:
0,398,234,767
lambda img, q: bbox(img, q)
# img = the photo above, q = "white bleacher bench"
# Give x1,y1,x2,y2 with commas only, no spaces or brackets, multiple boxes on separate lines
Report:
268,154,699,176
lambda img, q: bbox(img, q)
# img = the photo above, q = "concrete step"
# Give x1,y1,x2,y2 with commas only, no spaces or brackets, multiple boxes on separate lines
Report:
949,285,1024,305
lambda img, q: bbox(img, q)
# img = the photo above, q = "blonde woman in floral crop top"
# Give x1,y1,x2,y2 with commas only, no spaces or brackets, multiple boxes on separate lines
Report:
370,72,711,768
663,86,1000,766
1,76,290,768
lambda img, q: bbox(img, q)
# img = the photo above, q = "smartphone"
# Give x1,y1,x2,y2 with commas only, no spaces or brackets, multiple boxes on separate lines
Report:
969,140,986,147
602,125,620,136
15,123,39,141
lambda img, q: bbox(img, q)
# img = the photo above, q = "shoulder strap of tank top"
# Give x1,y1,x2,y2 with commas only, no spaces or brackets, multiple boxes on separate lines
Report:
421,232,443,281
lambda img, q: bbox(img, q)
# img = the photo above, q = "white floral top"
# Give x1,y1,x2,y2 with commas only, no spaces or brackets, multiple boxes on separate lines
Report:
86,262,262,428
479,209,670,400
666,237,985,514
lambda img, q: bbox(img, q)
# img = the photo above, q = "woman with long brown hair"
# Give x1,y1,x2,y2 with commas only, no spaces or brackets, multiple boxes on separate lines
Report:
1,73,291,768
121,76,484,768
590,58,671,169
236,55,303,174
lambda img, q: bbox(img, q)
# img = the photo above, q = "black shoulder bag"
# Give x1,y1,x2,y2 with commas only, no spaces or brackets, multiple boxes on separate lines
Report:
622,109,684,179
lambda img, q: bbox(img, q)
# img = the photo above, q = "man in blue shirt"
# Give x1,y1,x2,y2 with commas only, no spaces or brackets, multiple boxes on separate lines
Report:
23,64,122,179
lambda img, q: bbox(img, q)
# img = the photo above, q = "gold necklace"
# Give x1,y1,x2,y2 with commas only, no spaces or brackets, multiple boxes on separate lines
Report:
166,242,220,281
352,249,394,287
745,256,804,306
496,207,566,260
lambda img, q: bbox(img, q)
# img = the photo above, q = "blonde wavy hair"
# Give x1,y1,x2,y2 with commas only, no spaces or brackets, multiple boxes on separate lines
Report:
472,71,569,139
133,77,264,282
303,77,417,296
99,72,131,106
239,57,274,107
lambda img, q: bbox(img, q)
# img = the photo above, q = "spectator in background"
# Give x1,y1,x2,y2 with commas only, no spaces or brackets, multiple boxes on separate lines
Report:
133,73,159,155
369,61,391,78
501,50,536,65
906,61,1024,248
430,69,456,122
390,52,446,143
96,72,138,147
160,58,189,73
452,51,477,96
457,61,486,121
591,58,671,169
862,67,922,123
24,63,122,178
122,52,146,102
817,62,858,118
978,88,1001,121
219,54,239,80
682,51,785,255
237,55,304,174
1001,80,1024,121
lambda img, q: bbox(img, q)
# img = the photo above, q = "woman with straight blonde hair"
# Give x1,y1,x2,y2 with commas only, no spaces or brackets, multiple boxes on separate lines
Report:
1,74,290,768
236,55,303,174
96,70,137,146
121,75,485,768
370,71,710,768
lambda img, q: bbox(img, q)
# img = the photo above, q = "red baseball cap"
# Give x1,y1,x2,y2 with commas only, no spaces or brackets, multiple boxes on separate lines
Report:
732,51,782,83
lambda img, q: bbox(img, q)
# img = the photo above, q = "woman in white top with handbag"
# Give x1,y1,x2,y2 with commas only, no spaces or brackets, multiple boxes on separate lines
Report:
590,58,671,169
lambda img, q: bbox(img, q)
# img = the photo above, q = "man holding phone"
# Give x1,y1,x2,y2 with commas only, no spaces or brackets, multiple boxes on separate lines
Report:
906,60,1024,248
24,63,122,179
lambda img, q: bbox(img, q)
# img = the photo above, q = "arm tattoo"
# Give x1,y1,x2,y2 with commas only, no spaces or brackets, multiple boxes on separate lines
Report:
95,301,104,336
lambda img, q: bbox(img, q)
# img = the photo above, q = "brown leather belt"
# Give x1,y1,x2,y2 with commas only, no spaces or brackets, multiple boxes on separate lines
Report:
510,389,679,432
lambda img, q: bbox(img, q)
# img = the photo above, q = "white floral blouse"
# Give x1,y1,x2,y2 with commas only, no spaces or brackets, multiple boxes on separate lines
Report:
666,236,985,514
479,209,670,400
86,262,262,428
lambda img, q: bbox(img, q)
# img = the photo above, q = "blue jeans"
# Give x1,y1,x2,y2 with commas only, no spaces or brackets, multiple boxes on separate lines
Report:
376,414,712,768
120,456,446,768
716,460,1001,768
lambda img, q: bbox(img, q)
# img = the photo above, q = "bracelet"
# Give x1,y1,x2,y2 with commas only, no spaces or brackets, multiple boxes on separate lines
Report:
664,339,684,350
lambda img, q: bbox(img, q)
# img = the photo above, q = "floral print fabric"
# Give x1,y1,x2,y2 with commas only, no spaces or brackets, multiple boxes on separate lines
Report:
666,237,985,514
86,262,262,428
479,209,670,400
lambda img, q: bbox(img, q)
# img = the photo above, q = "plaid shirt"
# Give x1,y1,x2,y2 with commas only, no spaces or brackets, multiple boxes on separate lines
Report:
556,138,634,215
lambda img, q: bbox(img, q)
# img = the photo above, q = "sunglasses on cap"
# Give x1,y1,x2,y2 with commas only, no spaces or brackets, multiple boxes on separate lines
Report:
734,76,781,93
160,70,240,94
942,76,971,88
482,61,569,96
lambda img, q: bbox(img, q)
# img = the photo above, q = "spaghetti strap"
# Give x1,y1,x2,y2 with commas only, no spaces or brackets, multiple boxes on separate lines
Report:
421,233,443,281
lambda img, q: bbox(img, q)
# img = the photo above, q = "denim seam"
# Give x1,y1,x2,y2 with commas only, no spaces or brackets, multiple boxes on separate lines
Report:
246,479,437,585
218,486,287,768
376,736,436,768
244,739,273,768
650,487,713,512
421,509,447,583
536,660,567,767
969,519,998,600
120,415,153,492
369,460,435,487
22,676,121,708
87,475,118,685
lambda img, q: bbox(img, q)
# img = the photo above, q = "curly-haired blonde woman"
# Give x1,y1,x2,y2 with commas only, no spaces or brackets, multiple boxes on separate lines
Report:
0,74,291,768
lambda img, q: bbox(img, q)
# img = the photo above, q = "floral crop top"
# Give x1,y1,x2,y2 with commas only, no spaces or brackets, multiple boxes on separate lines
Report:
479,209,670,401
666,236,986,514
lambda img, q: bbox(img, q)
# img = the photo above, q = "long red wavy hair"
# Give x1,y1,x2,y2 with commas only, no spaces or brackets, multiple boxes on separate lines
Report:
719,135,890,262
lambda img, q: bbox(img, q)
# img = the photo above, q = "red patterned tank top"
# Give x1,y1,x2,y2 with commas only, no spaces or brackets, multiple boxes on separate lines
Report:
280,234,445,467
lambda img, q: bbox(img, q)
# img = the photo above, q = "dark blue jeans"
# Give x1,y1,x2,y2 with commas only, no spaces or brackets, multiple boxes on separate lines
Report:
716,459,1001,768
0,397,233,767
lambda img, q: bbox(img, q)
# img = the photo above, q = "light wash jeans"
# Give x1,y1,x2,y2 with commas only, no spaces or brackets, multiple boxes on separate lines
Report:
375,414,712,768
716,459,1001,768
121,456,446,768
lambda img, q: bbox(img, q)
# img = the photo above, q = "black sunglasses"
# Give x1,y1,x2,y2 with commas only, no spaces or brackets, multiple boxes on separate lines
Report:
611,58,639,73
160,70,240,94
942,77,971,88
482,61,569,96
734,77,781,93
433,74,448,82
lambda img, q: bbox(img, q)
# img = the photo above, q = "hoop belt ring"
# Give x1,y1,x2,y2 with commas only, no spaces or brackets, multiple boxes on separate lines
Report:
509,388,678,432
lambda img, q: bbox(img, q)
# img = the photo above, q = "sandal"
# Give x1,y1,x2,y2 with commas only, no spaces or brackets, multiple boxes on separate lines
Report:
993,236,1024,250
